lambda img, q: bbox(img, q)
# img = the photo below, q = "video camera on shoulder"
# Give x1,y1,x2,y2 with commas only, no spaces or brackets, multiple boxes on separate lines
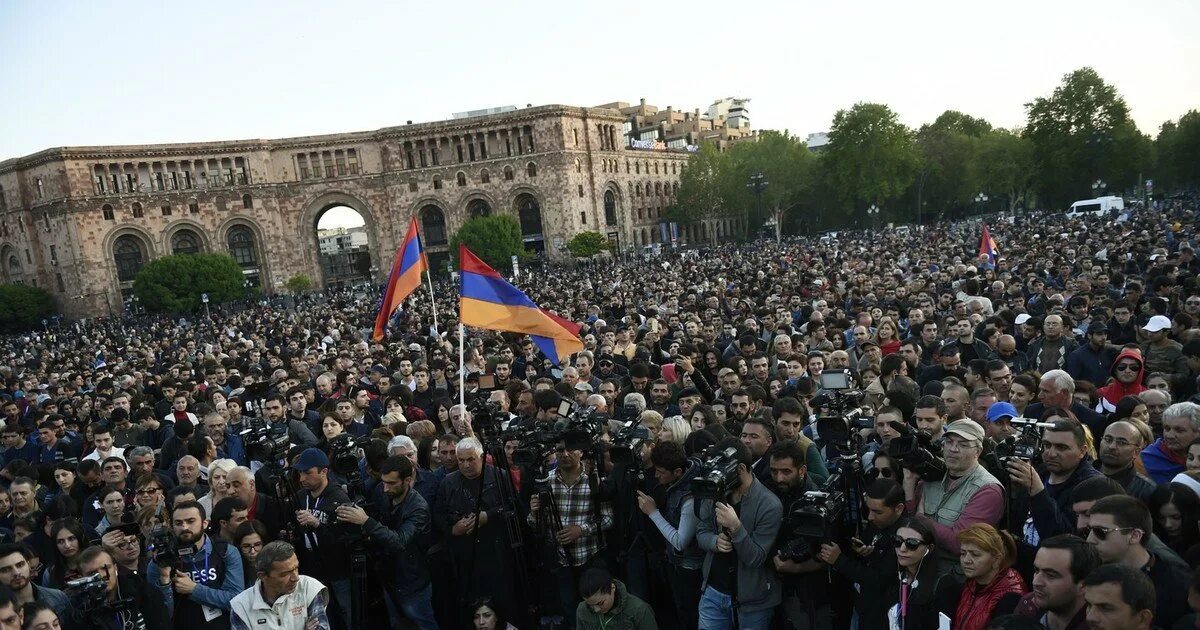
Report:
994,417,1050,465
691,446,742,507
887,422,947,482
64,573,109,612
239,416,290,463
778,473,848,562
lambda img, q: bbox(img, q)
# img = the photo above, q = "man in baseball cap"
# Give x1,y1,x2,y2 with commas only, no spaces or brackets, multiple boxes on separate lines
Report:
290,446,355,628
984,401,1019,440
1141,315,1186,390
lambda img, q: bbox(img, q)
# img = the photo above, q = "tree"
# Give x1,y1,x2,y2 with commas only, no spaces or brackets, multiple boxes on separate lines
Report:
0,284,55,333
667,142,731,242
723,131,817,241
1024,67,1149,208
448,215,527,272
566,231,609,258
913,110,992,219
132,253,246,313
823,102,920,222
1156,110,1200,192
284,274,314,294
976,129,1036,213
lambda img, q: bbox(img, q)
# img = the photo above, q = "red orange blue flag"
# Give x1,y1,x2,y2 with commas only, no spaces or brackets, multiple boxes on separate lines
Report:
979,223,999,265
372,217,428,342
458,245,582,365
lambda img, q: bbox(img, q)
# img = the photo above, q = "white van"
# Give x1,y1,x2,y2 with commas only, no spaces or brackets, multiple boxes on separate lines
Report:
1066,196,1124,217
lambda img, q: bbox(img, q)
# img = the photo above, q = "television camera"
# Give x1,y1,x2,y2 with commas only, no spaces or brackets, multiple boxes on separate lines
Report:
887,424,947,482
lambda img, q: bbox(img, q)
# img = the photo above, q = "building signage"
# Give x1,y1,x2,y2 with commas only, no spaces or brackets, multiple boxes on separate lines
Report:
628,138,699,153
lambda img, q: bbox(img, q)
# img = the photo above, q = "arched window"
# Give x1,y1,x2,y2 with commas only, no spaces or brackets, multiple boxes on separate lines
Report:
636,184,642,197
575,159,581,173
504,166,514,181
655,183,662,196
131,203,143,218
604,191,617,226
433,176,443,190
242,194,252,209
102,204,114,221
227,226,257,267
113,235,145,281
480,169,490,184
170,229,201,255
672,182,679,194
467,199,491,219
516,194,543,237
526,162,537,177
456,172,467,187
420,206,447,246
635,162,640,174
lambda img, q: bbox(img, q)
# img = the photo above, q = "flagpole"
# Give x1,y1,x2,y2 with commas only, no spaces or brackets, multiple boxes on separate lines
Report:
425,270,439,338
458,322,466,408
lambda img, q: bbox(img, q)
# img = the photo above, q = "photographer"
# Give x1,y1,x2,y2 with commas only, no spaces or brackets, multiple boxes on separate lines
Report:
637,441,701,629
334,455,437,630
528,430,613,629
695,437,782,630
147,499,244,629
767,440,831,630
77,547,170,630
261,395,318,449
289,448,352,629
1005,420,1101,543
902,420,1003,575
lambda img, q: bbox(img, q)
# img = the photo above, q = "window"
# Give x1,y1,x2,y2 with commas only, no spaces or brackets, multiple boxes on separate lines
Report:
35,178,44,199
480,169,490,184
433,177,442,190
154,172,164,191
323,153,335,178
0,185,5,210
516,194,543,237
575,159,581,173
578,184,584,198
56,273,64,292
348,150,360,175
457,144,465,163
113,236,145,281
171,230,201,255
574,129,579,146
228,226,257,267
467,199,491,219
604,191,617,226
43,213,50,230
310,154,322,178
431,144,440,166
132,203,143,218
408,181,418,193
189,199,200,214
24,250,31,264
418,148,428,168
636,184,642,197
336,153,347,176
102,204,115,221
93,174,106,195
456,172,467,187
655,183,662,196
161,205,171,217
242,194,252,209
504,166,514,181
580,211,587,224
420,206,447,246
49,245,57,264
526,162,537,177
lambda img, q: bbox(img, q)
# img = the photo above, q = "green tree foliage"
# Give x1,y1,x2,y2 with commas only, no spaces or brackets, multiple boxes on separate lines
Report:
284,274,314,294
133,254,246,313
1155,110,1200,192
824,102,920,221
448,214,528,272
667,143,731,235
976,129,1036,212
1024,67,1149,208
0,284,56,333
723,131,817,240
566,231,609,258
914,110,993,219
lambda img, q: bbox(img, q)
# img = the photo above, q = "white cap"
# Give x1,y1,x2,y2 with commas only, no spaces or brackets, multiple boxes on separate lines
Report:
1014,314,1032,325
1143,315,1172,333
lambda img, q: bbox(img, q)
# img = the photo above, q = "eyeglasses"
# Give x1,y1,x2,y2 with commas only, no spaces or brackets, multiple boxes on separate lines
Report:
1115,363,1140,372
892,536,926,550
136,488,162,495
1101,435,1136,448
239,541,263,552
1087,525,1135,541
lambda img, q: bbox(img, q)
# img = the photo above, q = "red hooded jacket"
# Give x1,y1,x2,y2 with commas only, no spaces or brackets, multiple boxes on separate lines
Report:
1096,347,1147,413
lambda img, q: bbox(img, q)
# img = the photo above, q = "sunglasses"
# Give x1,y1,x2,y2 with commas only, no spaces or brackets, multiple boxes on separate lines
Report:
1115,363,1140,372
892,536,926,551
1087,525,1135,541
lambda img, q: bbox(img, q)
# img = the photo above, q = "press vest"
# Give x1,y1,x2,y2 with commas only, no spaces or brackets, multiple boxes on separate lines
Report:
174,539,230,630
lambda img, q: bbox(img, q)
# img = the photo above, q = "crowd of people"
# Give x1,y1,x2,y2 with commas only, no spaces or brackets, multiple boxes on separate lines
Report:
0,199,1197,630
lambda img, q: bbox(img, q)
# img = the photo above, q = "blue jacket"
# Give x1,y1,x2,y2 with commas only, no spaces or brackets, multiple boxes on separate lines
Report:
1141,439,1184,485
147,534,244,617
217,431,248,467
1065,343,1119,387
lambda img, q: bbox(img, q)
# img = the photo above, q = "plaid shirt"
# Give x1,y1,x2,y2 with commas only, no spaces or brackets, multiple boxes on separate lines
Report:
530,469,613,567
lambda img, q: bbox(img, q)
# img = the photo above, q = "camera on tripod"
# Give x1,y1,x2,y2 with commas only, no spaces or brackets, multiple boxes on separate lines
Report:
777,474,848,562
811,371,873,451
328,433,364,477
239,416,290,462
994,417,1048,465
692,446,743,506
607,420,650,466
888,424,947,482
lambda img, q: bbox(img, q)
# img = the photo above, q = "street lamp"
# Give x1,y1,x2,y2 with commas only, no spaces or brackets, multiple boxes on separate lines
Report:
746,172,768,239
1092,179,1106,196
975,193,989,214
867,204,880,229
201,292,210,319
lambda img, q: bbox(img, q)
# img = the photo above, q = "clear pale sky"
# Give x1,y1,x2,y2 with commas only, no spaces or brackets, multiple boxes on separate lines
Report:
2,0,1197,167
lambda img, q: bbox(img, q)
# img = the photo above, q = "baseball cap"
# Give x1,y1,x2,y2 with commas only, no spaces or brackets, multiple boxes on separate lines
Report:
1014,314,1032,326
407,343,423,352
1086,321,1108,334
1142,315,1172,333
986,402,1018,424
945,419,985,443
291,448,330,471
574,382,593,393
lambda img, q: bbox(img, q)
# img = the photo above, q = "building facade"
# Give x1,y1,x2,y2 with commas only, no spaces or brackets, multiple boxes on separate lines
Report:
0,102,749,318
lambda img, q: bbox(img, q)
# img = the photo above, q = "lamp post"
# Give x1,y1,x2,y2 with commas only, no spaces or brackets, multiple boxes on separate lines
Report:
1091,179,1106,197
975,192,989,214
201,292,210,319
746,172,768,240
867,204,880,230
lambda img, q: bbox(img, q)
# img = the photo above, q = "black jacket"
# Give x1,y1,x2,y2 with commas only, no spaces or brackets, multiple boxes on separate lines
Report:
292,482,354,581
830,520,902,630
85,575,171,630
363,486,432,596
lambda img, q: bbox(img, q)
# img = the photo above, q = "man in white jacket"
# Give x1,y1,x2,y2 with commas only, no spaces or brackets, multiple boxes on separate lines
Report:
231,541,330,630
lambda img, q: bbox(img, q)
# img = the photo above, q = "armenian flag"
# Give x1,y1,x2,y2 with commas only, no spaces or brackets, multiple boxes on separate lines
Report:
979,223,1000,265
458,245,582,365
372,217,428,342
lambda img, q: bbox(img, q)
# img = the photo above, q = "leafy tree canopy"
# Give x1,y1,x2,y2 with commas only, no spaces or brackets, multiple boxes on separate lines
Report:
133,253,246,314
448,214,529,272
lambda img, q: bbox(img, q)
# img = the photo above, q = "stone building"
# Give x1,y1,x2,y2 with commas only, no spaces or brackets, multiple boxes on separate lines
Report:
0,102,748,318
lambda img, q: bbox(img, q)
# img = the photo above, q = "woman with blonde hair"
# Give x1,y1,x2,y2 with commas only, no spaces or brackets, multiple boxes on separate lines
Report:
198,458,237,516
657,415,691,447
954,524,1026,630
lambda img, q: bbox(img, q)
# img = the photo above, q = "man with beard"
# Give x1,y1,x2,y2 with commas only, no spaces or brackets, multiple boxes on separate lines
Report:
1012,534,1100,629
918,344,964,387
939,384,970,422
1094,421,1156,502
1007,419,1102,543
0,544,72,624
740,417,775,484
638,441,702,629
1066,322,1118,386
647,380,679,417
766,440,832,629
262,394,318,448
336,455,436,630
148,500,245,629
1140,315,1190,390
1028,315,1078,374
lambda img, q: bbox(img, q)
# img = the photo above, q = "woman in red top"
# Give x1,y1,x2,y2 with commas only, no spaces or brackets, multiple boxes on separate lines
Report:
955,524,1026,630
873,317,902,356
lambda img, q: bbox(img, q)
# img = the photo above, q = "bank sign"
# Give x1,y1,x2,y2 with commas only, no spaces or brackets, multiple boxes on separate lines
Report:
629,138,699,152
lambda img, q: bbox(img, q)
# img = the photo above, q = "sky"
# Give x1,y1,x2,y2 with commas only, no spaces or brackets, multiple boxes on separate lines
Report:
2,1,1197,222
